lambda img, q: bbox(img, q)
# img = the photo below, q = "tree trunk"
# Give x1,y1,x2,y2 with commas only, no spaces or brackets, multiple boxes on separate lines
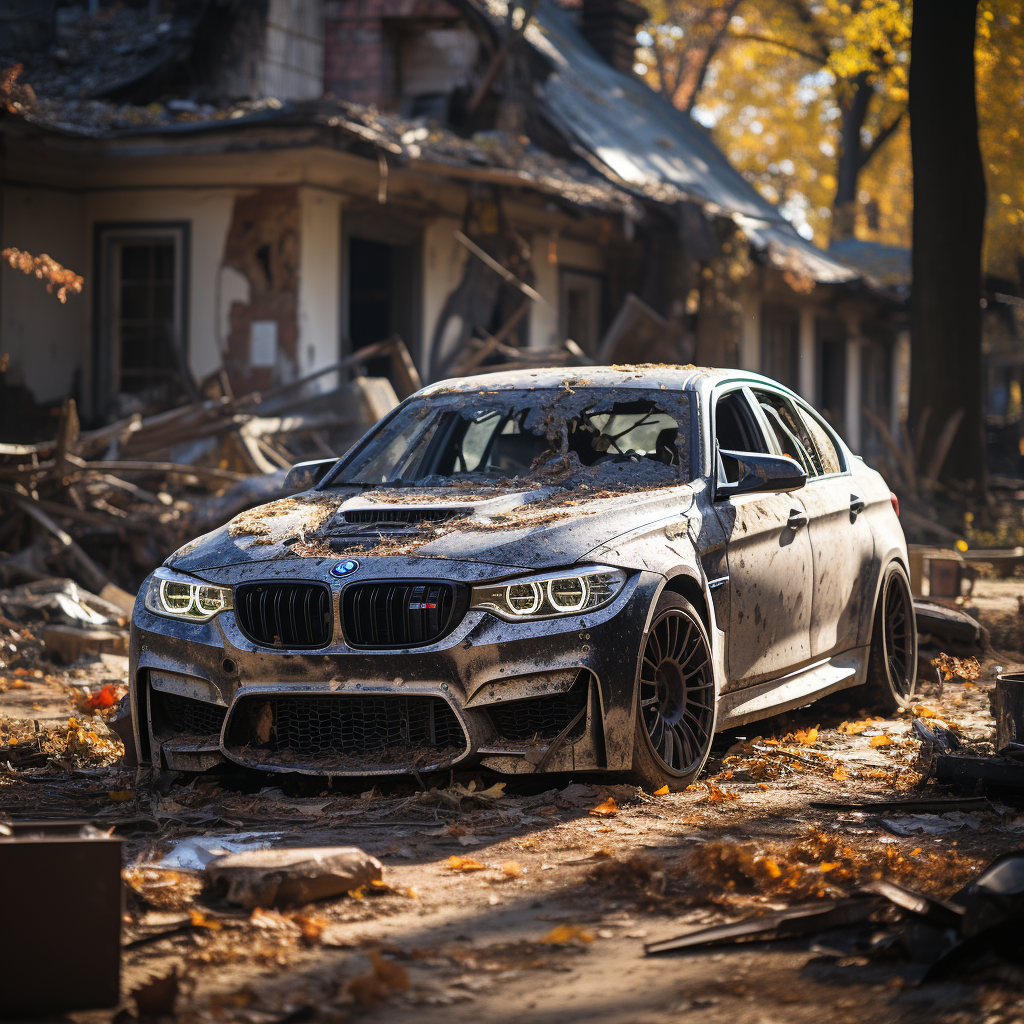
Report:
908,0,986,486
832,72,872,241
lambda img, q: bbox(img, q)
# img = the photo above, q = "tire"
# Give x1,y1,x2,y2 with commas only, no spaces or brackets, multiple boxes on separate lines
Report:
626,592,718,792
865,561,917,711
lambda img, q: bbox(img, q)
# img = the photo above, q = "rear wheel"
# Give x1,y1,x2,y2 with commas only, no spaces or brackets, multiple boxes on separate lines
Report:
627,593,717,792
866,562,917,711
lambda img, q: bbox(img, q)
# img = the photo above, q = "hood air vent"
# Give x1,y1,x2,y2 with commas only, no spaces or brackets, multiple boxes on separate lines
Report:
343,508,470,527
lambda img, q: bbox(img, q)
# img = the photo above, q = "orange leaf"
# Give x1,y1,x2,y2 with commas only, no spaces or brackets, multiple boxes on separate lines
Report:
832,766,849,781
589,797,619,817
540,924,594,945
444,855,487,872
499,861,522,879
788,726,819,745
869,735,892,747
88,685,119,710
653,785,670,796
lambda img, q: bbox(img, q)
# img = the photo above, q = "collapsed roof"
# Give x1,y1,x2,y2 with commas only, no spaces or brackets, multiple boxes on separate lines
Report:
0,0,858,286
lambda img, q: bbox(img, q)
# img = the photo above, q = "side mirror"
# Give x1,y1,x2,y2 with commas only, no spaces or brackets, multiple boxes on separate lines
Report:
284,458,340,493
719,449,806,496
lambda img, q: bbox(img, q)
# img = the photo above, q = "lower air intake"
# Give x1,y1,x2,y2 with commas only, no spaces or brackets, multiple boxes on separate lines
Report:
224,693,467,772
150,688,226,739
486,676,589,742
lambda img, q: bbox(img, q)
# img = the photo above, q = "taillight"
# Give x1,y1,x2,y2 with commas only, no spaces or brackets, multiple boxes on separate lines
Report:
890,491,899,518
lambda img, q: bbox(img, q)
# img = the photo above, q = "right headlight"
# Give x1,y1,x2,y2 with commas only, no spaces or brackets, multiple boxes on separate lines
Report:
144,567,232,622
470,566,627,621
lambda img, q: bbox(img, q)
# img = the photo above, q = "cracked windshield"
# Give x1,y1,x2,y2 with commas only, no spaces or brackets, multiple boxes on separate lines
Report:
337,389,692,487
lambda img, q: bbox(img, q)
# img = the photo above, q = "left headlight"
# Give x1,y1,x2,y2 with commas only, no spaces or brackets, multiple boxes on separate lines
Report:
471,566,627,621
144,568,232,622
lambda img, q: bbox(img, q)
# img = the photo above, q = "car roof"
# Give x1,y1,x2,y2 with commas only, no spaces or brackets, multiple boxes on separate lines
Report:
420,364,787,397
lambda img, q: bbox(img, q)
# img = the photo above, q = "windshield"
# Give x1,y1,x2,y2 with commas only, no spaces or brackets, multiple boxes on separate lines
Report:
331,387,693,489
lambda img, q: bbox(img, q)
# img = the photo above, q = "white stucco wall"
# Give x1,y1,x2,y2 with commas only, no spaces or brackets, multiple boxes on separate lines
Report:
84,188,236,390
422,216,468,374
1,187,88,407
529,230,559,351
298,187,342,381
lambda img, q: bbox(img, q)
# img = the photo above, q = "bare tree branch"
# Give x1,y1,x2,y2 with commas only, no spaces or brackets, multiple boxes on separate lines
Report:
857,107,907,169
726,32,824,64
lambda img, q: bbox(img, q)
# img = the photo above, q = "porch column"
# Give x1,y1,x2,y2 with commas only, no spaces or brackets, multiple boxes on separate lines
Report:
739,290,760,371
798,306,815,402
845,334,862,453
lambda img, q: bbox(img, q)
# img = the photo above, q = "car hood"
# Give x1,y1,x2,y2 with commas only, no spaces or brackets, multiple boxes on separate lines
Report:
167,481,696,577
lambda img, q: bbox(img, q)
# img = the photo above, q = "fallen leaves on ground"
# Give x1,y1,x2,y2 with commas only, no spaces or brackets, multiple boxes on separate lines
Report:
496,861,522,881
837,717,882,734
123,866,204,910
869,735,893,747
832,766,849,781
589,797,619,817
348,950,409,1008
680,828,981,904
653,784,670,796
785,725,819,745
445,855,487,872
540,924,594,945
932,653,981,682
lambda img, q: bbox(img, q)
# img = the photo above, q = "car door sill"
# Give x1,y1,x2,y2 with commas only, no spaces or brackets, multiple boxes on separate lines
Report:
716,648,869,729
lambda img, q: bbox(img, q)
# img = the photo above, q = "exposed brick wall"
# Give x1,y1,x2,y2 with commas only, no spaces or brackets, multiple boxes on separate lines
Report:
323,0,461,107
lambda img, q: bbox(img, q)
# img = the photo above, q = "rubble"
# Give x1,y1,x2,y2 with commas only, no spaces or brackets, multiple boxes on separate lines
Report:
205,847,385,909
0,338,417,596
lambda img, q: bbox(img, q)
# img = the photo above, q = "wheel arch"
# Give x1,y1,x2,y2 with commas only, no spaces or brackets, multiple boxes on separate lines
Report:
660,569,713,638
867,551,912,643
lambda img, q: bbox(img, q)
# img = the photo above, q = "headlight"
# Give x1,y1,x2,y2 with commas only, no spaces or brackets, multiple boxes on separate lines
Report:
471,566,627,620
144,568,232,622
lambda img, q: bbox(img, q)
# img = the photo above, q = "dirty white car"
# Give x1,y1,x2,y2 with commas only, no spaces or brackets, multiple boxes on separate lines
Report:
129,366,916,790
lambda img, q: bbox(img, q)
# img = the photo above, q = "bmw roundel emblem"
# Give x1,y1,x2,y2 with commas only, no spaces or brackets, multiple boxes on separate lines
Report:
331,558,359,578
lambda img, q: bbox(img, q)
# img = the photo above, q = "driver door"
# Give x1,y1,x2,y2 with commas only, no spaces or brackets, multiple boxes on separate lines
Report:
711,387,814,690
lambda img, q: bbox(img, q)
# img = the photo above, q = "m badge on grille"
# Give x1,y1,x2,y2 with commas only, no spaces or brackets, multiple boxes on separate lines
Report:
331,559,359,577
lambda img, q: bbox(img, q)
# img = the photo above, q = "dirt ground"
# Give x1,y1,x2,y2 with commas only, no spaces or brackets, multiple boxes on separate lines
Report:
4,580,1024,1024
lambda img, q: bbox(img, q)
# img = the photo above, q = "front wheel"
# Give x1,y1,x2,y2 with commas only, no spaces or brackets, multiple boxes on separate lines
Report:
626,593,718,792
866,561,917,711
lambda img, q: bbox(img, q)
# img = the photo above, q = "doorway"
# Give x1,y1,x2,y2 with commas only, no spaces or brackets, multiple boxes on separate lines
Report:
344,213,422,383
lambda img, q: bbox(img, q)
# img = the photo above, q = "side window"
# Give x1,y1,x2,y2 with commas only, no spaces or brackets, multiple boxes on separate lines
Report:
753,390,822,478
796,404,845,475
713,389,768,485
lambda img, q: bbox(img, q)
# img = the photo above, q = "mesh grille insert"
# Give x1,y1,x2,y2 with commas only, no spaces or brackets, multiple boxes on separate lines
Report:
151,688,226,739
225,694,466,768
234,582,332,648
486,677,589,742
342,581,464,647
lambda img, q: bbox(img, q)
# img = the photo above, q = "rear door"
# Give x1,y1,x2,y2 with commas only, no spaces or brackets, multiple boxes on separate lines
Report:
711,387,814,690
751,388,875,658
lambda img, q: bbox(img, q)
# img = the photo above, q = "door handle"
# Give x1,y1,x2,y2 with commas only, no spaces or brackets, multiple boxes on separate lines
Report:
787,509,808,530
850,495,867,517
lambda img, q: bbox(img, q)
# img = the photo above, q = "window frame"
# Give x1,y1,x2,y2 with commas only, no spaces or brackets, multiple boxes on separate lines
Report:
93,221,190,413
710,384,772,500
792,396,849,478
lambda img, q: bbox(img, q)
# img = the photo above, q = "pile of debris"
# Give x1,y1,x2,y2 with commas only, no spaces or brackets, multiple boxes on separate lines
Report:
0,338,420,598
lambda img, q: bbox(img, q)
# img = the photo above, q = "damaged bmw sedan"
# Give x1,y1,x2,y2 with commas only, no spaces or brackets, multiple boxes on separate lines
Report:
128,366,916,790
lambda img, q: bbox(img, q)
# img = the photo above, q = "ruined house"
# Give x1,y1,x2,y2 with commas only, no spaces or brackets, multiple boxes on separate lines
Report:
0,0,906,461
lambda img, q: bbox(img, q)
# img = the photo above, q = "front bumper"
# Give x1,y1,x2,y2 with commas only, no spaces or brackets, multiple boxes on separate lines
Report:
129,563,661,777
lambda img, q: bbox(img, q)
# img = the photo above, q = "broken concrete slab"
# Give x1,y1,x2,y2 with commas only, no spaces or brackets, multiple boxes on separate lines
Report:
42,623,129,662
205,846,384,908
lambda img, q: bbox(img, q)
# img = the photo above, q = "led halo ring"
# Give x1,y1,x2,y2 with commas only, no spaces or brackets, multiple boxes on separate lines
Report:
505,580,543,615
546,575,589,612
159,578,195,614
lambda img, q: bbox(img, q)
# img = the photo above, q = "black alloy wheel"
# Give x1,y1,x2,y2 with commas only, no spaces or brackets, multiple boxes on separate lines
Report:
628,593,717,791
867,562,917,710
